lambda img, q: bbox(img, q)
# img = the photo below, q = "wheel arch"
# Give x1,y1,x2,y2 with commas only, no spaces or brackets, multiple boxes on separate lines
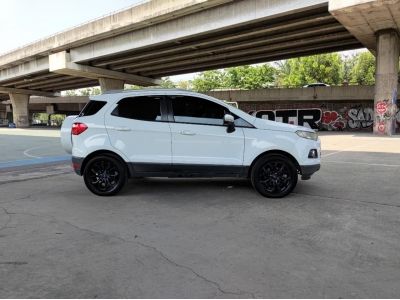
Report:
80,150,131,177
248,150,300,177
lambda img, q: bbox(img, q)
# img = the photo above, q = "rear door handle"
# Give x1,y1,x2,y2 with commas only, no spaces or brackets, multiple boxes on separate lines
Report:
180,130,196,136
114,127,131,132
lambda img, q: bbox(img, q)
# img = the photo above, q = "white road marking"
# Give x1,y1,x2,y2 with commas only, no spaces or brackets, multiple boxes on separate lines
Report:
321,144,368,158
324,160,400,168
322,150,350,158
23,146,45,159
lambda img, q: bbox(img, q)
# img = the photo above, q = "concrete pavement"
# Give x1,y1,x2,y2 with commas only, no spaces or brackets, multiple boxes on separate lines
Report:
0,128,65,163
0,133,400,298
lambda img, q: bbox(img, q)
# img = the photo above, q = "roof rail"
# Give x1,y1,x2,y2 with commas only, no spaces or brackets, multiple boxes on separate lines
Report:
102,88,193,94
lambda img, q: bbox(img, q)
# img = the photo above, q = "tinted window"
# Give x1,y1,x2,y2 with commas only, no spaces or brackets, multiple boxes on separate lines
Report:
112,96,162,121
170,96,226,126
79,100,106,117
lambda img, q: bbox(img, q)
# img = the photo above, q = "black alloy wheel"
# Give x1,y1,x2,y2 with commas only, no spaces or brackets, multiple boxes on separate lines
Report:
251,154,298,198
83,155,127,196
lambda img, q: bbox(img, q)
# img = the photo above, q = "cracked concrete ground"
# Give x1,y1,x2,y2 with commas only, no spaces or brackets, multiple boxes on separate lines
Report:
0,132,400,298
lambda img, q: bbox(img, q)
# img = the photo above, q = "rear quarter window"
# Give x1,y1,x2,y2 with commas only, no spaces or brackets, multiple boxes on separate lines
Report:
111,96,162,121
79,100,107,117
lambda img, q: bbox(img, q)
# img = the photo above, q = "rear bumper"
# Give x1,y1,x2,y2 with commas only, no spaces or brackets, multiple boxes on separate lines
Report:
300,164,320,180
72,156,84,175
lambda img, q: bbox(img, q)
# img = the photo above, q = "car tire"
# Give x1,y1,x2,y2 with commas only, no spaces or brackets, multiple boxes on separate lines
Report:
251,154,298,198
83,155,127,196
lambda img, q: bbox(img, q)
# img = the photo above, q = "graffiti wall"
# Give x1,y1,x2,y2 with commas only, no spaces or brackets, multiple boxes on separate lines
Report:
242,101,400,132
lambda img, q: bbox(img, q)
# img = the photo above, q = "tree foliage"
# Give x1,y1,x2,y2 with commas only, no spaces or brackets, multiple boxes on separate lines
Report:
192,70,228,92
192,64,275,92
225,65,275,89
160,77,176,88
350,51,376,85
276,53,344,87
65,87,101,96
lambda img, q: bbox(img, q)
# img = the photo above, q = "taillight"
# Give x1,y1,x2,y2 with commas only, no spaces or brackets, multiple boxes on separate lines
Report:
71,122,88,135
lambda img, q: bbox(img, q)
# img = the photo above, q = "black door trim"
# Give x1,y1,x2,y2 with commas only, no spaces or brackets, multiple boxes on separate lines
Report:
128,162,249,178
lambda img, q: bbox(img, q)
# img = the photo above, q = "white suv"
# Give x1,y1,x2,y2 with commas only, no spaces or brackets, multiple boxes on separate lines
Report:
61,89,320,197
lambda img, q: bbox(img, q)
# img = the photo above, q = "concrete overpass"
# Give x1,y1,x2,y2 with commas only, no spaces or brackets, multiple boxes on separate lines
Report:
0,0,399,135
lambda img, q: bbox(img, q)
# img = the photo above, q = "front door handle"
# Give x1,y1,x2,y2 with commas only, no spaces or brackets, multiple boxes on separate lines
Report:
180,130,196,136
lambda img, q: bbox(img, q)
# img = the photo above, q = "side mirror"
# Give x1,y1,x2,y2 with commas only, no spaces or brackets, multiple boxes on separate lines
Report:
224,114,235,133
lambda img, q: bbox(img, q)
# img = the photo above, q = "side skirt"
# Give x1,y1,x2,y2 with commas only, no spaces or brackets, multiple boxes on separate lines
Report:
128,163,249,178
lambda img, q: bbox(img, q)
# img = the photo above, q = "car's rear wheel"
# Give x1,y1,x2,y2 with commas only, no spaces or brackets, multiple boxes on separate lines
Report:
83,155,127,196
251,154,298,198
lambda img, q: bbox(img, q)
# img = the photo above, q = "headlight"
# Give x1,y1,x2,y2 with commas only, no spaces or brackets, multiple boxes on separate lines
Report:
296,130,318,141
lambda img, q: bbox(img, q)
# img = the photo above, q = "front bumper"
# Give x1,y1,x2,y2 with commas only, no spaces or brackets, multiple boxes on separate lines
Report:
72,156,84,175
300,164,320,180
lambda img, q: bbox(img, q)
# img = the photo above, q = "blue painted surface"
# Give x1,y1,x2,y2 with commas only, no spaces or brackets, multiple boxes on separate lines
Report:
0,155,71,169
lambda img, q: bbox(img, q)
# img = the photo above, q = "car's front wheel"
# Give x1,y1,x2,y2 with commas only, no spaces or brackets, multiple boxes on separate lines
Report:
83,155,127,196
251,154,298,198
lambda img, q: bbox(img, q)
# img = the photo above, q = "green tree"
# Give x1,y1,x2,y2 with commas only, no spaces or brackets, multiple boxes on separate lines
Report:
350,51,376,85
276,53,344,87
176,80,193,90
342,54,357,84
160,77,176,88
65,90,77,96
225,65,275,89
192,64,275,92
192,70,228,92
78,87,101,96
64,87,101,96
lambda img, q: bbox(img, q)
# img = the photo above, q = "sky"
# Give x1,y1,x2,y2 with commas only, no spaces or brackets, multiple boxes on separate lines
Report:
0,0,145,54
0,0,196,81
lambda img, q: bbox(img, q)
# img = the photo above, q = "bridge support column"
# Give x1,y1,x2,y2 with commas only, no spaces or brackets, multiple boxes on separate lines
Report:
373,29,399,135
99,78,125,93
9,93,30,128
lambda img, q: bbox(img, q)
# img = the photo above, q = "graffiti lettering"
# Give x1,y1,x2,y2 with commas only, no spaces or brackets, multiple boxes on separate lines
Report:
347,107,374,129
249,104,399,132
254,109,321,129
298,110,322,129
275,110,297,124
255,110,275,121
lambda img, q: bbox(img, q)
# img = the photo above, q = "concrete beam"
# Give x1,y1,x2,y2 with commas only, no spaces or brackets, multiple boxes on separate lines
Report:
15,75,69,89
9,73,62,88
27,77,97,90
0,86,60,97
129,31,353,74
30,95,89,104
330,0,400,51
142,39,360,76
99,78,125,92
69,0,328,64
94,12,336,68
49,51,160,87
110,23,346,70
0,57,49,84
